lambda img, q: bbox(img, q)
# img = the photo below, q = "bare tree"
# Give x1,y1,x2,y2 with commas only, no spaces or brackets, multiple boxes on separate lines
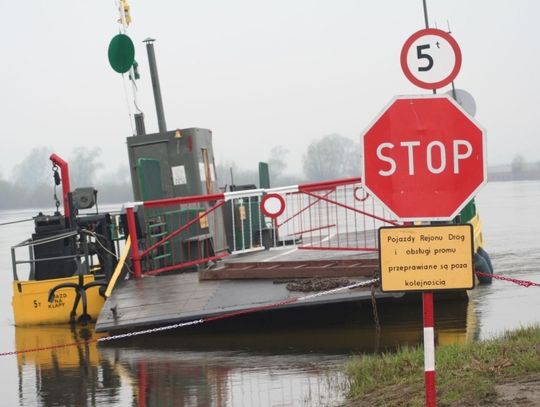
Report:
99,164,131,185
303,134,361,181
0,173,14,209
511,154,525,180
68,147,103,187
11,146,53,188
268,146,288,184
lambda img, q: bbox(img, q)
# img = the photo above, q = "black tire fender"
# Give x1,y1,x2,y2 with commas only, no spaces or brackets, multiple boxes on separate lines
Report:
474,249,493,285
477,246,494,274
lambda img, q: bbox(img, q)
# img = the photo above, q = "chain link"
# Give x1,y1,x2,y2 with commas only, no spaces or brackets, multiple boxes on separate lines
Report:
97,319,204,342
476,271,540,287
371,283,381,352
3,271,539,358
52,164,61,212
100,278,380,344
298,277,380,301
2,278,381,356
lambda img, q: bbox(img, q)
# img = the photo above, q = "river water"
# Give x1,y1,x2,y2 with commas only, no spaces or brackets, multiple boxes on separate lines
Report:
0,180,539,406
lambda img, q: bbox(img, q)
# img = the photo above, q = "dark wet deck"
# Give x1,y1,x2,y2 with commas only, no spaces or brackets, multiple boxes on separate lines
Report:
95,244,392,333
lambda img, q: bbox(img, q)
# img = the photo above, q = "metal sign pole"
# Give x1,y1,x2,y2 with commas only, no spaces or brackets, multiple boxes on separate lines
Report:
421,0,436,96
423,291,436,406
422,0,430,29
420,4,436,403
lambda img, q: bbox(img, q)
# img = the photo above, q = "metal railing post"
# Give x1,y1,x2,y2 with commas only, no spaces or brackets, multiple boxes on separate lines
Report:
11,247,18,281
248,197,253,249
28,243,35,280
126,203,142,279
231,199,237,252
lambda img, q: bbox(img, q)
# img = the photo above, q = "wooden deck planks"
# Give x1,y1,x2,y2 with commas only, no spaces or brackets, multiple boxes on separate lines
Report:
199,259,379,280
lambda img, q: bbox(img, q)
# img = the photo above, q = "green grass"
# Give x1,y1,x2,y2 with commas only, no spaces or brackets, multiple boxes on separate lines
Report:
345,325,540,406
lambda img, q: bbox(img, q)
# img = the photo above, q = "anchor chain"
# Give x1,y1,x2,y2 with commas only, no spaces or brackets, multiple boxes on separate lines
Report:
371,272,381,352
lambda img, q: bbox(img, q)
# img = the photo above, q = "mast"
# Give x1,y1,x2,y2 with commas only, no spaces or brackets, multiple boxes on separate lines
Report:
116,0,145,134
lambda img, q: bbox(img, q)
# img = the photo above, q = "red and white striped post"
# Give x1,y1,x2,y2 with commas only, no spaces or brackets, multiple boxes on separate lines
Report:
423,291,436,406
400,221,437,405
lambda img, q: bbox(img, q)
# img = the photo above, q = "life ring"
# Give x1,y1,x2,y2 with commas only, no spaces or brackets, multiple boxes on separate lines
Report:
474,247,493,285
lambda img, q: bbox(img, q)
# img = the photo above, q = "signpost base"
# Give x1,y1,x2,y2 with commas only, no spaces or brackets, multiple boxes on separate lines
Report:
423,292,436,406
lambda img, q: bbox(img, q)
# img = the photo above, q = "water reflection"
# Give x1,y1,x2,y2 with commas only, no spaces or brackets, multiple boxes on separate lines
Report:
15,325,124,406
12,281,487,406
12,278,528,406
101,347,348,407
98,298,477,407
106,298,476,353
7,181,540,406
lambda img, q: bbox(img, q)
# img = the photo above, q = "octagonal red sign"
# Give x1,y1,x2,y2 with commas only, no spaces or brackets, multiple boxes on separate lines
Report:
361,95,486,221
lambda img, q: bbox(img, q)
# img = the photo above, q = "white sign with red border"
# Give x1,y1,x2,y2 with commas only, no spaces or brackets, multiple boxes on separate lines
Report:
260,193,285,218
400,28,462,90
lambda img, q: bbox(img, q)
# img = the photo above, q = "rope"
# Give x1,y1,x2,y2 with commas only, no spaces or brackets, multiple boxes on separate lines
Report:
0,278,379,357
4,273,538,358
0,218,34,227
0,339,98,357
476,271,540,288
97,319,204,342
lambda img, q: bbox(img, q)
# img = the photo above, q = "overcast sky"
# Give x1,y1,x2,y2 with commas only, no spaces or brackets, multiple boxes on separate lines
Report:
1,1,539,178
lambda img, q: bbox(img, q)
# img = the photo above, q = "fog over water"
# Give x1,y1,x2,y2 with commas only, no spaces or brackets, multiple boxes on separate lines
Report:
1,1,540,180
0,181,539,406
2,3,540,403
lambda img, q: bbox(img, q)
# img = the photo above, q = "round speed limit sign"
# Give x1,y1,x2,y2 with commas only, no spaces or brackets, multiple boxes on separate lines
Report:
400,28,462,90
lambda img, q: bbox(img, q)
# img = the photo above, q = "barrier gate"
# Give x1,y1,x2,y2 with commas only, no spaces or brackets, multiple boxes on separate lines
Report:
125,177,401,278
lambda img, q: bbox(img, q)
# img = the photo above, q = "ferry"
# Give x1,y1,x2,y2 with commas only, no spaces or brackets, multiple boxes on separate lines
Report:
10,148,493,330
10,4,493,331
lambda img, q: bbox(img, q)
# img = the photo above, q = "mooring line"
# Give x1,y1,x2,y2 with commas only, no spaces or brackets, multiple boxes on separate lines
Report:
0,218,34,227
5,273,538,357
0,339,98,357
475,271,540,287
1,278,379,357
97,319,205,342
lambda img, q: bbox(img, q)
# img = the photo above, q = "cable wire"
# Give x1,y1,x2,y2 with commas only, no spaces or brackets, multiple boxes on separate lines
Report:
0,218,34,227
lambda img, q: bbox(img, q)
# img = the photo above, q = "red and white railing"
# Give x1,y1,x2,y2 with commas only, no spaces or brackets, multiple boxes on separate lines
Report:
268,177,399,251
125,177,400,278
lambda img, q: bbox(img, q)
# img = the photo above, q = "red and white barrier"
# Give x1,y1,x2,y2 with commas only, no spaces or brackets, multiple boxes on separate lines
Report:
423,292,436,406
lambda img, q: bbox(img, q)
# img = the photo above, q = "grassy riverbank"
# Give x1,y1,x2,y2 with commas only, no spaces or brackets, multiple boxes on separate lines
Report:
345,325,540,406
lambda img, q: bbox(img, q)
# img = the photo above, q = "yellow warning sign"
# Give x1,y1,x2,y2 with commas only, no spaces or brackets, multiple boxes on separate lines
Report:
379,224,474,292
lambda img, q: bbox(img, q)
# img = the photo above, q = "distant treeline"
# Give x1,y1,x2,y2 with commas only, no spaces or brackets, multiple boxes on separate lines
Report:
0,146,133,210
2,144,536,211
0,134,363,210
488,172,540,182
488,154,540,182
0,181,133,211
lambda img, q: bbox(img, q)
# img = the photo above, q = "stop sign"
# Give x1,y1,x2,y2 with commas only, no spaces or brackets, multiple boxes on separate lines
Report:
362,95,486,221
